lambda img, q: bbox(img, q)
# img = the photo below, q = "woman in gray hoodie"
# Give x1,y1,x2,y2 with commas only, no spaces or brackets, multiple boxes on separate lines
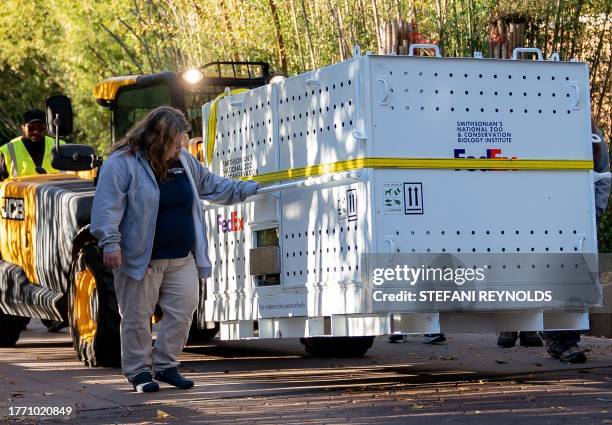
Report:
91,106,258,392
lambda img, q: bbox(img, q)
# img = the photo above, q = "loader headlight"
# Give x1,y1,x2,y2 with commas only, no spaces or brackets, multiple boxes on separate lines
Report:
182,68,204,85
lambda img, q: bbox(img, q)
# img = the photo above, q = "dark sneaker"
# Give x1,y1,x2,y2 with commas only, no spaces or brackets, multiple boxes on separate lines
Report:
497,332,518,348
155,367,194,389
559,345,586,364
423,333,446,344
388,334,404,343
519,331,543,347
132,372,159,393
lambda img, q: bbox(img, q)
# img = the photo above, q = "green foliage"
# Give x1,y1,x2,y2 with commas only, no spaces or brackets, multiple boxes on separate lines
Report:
0,0,610,150
599,207,612,253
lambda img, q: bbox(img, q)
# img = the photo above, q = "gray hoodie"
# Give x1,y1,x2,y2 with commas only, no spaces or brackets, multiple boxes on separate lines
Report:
90,148,258,280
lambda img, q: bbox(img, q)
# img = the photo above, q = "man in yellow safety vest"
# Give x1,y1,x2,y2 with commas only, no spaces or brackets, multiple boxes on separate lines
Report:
0,109,63,180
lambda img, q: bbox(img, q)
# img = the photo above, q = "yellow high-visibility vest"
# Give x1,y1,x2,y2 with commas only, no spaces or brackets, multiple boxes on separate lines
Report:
0,136,64,178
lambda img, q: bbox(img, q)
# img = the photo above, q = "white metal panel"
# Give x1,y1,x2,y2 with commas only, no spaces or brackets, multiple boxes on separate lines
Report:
368,56,592,161
209,84,278,178
371,169,597,254
279,183,365,288
277,59,366,170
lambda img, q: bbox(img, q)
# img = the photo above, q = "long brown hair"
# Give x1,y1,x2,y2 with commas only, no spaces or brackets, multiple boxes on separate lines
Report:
111,106,190,181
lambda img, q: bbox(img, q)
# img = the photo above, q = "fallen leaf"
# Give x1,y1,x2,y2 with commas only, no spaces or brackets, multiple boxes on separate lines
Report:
43,392,54,396
11,393,23,398
157,409,172,419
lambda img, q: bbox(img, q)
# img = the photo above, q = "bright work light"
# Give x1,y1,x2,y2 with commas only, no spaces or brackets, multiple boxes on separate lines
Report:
182,68,204,85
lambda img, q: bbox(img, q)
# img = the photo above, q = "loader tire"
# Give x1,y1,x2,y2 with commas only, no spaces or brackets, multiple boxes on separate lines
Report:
300,336,375,357
0,312,29,347
69,244,121,367
187,319,219,344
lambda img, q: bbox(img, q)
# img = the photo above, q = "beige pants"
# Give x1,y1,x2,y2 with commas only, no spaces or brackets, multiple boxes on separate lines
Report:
113,254,199,382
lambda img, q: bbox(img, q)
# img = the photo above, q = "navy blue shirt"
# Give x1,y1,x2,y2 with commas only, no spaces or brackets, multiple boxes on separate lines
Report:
151,161,195,260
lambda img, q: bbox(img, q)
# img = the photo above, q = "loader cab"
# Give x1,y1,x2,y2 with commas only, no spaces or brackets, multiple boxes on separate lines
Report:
94,62,270,157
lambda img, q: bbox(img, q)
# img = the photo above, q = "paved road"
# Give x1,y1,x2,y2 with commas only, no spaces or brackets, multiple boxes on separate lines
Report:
1,321,611,424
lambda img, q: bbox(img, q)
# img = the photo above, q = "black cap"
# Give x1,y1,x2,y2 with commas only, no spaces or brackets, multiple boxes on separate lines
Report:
22,109,45,125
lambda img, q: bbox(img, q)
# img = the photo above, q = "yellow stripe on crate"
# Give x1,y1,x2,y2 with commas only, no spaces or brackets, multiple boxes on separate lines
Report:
245,158,593,183
206,88,250,165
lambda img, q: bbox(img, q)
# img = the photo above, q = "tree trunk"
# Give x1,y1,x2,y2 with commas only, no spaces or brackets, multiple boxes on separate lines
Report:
267,0,288,75
551,0,563,54
568,0,584,59
327,0,345,61
289,0,306,71
467,0,474,55
595,51,612,123
436,0,446,56
371,0,382,54
300,0,317,69
450,0,458,56
219,0,241,62
590,1,611,86
543,0,552,56
343,0,357,51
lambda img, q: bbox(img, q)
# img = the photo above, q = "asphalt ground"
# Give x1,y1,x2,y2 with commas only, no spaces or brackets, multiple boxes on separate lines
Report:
1,320,611,424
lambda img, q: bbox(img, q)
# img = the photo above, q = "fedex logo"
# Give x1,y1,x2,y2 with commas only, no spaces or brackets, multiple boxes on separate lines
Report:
453,148,517,160
217,211,245,233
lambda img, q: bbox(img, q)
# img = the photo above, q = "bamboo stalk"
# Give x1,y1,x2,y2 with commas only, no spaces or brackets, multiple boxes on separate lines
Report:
371,0,382,54
289,0,306,71
386,21,392,54
595,49,612,122
300,0,316,69
391,19,398,54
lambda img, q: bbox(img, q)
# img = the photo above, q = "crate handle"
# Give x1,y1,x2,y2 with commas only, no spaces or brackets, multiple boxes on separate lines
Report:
352,129,368,141
408,44,441,57
592,133,602,144
577,236,586,253
511,48,543,61
305,78,320,86
224,87,244,108
569,82,580,110
594,172,611,183
377,77,392,105
385,236,396,253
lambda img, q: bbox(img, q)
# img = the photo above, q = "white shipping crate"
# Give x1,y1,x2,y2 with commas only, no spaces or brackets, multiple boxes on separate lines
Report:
201,46,601,340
